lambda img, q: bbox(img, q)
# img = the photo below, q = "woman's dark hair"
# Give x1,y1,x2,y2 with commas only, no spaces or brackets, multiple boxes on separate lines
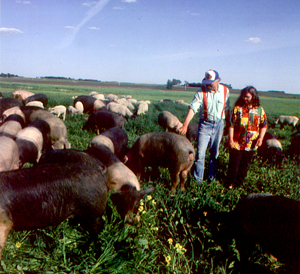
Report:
235,86,260,107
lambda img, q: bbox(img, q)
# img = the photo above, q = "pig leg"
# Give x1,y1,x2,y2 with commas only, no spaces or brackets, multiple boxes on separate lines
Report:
0,209,13,259
179,170,188,191
170,172,181,194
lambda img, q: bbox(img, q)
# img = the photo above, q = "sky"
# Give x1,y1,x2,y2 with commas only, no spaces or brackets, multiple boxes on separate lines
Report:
1,0,300,94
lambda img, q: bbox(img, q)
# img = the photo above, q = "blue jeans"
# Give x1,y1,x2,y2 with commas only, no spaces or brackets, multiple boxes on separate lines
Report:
194,119,224,182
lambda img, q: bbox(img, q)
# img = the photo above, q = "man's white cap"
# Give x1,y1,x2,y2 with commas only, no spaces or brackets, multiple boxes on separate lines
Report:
202,70,220,85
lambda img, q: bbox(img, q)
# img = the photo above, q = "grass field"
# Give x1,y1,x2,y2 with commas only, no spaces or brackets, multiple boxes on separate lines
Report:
0,79,299,273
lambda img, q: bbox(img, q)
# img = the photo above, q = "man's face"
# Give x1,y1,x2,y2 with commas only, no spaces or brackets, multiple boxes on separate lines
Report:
206,79,219,92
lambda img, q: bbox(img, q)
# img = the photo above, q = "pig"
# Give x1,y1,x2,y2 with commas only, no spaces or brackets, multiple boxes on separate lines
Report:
0,162,108,258
83,109,125,134
48,105,67,120
107,102,134,118
136,101,149,115
89,91,98,96
0,136,19,172
74,101,84,114
2,105,26,122
93,94,105,100
287,133,300,163
25,94,48,108
13,90,34,101
0,114,25,139
158,110,183,133
15,126,43,167
67,105,79,115
73,95,105,114
229,194,300,273
89,127,128,161
25,100,44,108
27,109,71,149
274,115,299,129
186,123,198,143
116,98,135,110
38,148,153,224
106,94,118,102
0,98,24,120
27,119,52,153
38,149,104,168
257,132,284,168
87,144,154,223
125,132,195,193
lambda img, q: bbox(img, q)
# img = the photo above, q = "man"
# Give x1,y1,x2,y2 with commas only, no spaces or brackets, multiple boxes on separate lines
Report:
178,70,230,183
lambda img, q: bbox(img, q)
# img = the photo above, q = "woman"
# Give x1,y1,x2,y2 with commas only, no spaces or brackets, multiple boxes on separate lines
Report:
226,86,267,188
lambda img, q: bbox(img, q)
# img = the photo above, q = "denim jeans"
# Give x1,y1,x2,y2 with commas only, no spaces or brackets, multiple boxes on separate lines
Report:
194,119,224,182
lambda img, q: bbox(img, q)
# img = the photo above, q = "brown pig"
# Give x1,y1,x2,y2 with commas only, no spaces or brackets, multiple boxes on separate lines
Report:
158,110,183,133
125,132,195,193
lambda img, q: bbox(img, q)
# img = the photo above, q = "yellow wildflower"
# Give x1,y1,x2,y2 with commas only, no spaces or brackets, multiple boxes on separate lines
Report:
167,238,173,245
203,211,207,216
152,199,156,206
175,243,187,254
147,195,152,201
138,205,144,212
16,242,22,248
165,255,171,266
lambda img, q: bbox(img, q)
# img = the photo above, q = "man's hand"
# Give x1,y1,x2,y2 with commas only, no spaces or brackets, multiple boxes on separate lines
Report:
178,124,188,135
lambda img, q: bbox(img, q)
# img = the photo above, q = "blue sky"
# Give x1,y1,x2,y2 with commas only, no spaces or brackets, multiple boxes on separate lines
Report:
1,0,300,94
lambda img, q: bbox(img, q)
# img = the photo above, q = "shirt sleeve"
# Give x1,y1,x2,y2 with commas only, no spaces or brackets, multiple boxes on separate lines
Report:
189,89,202,114
229,106,238,127
259,106,268,128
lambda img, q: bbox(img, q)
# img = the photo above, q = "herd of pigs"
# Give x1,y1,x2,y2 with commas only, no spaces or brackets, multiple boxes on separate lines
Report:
0,89,299,271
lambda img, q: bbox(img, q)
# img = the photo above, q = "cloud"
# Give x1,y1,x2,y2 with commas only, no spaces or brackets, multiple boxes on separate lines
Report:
122,0,137,2
64,26,75,29
82,2,97,7
16,1,31,4
246,37,261,43
0,27,24,35
57,0,110,50
88,26,100,30
113,6,125,10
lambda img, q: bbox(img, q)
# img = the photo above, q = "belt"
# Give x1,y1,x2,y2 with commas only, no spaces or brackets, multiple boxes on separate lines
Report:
200,118,224,123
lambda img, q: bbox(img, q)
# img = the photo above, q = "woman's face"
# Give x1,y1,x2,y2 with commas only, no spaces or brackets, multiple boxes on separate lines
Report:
243,92,252,106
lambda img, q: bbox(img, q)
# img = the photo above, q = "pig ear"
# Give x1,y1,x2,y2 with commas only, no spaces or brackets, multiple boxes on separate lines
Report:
83,117,89,121
139,186,155,197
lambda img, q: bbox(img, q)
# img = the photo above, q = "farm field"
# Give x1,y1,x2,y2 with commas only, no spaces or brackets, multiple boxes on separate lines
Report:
0,79,300,273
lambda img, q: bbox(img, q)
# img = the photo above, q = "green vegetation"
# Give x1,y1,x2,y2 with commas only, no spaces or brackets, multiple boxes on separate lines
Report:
0,79,299,273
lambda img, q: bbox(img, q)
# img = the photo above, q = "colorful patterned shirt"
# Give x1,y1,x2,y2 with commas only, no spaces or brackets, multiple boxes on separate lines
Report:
230,105,267,151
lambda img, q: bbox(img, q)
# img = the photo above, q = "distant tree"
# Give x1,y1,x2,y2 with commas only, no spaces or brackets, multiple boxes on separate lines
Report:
172,79,181,85
188,82,204,88
167,79,173,90
0,73,18,78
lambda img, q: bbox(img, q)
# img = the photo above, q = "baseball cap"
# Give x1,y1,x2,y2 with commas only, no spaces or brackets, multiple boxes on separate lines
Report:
202,70,220,85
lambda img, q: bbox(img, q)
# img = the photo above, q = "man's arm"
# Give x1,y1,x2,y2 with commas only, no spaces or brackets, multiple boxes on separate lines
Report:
178,108,195,135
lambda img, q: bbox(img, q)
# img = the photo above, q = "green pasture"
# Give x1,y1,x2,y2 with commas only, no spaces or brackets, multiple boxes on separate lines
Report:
0,79,299,273
1,80,299,118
